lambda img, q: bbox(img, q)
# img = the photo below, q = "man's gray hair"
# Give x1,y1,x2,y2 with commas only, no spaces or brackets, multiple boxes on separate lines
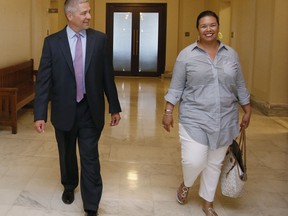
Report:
64,0,89,14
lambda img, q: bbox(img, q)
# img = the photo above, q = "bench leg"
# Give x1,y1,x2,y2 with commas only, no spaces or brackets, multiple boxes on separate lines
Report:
11,95,17,134
11,112,17,134
12,126,17,134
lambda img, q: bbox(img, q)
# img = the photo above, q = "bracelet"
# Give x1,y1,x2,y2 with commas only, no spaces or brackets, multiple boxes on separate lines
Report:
164,108,173,116
164,109,173,113
163,113,173,116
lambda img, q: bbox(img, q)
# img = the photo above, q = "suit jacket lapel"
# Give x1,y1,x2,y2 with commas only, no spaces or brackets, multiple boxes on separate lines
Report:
58,27,74,74
85,29,96,74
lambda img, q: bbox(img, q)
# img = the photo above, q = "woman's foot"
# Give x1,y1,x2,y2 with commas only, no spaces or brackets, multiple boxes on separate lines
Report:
176,182,189,204
202,207,218,216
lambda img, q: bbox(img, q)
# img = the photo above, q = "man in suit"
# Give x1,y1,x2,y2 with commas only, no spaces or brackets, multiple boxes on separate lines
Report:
34,0,121,215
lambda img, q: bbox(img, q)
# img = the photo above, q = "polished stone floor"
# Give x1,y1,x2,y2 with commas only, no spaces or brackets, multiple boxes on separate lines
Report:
0,77,287,216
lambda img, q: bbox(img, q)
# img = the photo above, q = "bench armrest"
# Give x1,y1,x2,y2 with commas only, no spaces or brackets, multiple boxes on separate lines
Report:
0,87,18,95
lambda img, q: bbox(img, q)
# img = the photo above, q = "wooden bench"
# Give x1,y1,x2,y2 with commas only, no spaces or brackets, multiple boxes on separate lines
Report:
0,59,35,134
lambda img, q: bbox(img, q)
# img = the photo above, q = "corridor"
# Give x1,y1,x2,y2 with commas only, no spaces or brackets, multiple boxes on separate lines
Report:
0,77,287,216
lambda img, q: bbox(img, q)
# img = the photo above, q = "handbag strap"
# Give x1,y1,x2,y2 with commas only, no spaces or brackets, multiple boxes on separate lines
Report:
238,128,247,179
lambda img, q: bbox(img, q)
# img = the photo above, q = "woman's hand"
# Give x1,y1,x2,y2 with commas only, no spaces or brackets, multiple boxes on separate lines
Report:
162,113,173,132
162,102,175,132
240,104,252,129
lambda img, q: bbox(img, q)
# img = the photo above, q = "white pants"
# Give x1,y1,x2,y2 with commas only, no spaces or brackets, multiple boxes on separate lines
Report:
179,124,228,202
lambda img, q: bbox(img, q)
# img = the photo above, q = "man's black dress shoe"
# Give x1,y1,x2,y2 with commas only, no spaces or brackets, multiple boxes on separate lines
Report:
85,210,98,216
61,189,74,204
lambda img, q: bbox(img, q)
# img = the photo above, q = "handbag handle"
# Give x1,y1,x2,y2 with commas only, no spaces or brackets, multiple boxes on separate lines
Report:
238,128,247,180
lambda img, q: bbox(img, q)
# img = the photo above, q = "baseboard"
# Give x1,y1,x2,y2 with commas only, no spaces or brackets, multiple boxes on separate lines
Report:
161,71,172,78
250,95,288,117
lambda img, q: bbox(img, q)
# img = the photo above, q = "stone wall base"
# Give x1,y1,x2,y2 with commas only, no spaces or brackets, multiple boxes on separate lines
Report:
251,95,288,117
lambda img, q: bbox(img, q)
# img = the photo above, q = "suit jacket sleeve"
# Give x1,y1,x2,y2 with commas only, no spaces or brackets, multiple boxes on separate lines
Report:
102,34,122,114
34,37,52,122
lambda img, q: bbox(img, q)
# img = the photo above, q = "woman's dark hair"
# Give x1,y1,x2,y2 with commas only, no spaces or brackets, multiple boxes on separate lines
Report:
196,10,219,28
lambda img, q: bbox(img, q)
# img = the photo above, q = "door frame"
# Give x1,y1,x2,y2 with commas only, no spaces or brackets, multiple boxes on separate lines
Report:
106,3,167,77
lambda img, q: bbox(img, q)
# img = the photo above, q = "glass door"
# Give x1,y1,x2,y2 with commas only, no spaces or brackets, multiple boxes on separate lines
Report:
138,12,159,72
112,12,132,72
106,3,167,76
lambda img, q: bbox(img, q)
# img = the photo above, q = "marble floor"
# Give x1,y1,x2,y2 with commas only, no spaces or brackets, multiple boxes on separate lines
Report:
0,77,287,216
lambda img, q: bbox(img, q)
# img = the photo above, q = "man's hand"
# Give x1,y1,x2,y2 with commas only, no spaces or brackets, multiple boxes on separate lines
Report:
110,113,121,126
34,120,46,133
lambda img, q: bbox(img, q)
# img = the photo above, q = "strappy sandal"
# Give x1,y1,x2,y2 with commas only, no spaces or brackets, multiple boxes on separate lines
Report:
202,207,218,216
176,182,189,204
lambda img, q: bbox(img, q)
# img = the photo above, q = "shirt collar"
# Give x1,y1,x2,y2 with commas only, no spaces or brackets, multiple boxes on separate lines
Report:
218,41,227,50
191,40,228,52
66,25,86,39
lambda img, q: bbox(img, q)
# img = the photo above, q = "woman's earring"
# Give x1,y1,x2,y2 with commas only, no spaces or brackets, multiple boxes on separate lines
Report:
218,32,223,40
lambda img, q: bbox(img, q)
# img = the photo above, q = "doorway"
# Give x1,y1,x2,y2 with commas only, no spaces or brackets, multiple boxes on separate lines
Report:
106,3,167,76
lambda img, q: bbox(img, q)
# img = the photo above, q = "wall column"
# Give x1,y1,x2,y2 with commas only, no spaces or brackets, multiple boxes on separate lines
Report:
231,0,288,116
250,0,288,116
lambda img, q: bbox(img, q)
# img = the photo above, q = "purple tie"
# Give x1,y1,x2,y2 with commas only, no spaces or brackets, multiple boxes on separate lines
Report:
74,33,84,102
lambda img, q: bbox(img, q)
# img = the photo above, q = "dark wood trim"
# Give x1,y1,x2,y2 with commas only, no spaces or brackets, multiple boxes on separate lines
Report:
106,3,167,77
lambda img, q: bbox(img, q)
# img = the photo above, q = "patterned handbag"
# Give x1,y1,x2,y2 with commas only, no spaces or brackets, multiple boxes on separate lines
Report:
220,128,247,198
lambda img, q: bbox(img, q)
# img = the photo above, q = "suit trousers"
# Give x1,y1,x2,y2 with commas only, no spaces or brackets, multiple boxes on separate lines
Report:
179,123,228,202
55,96,102,211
